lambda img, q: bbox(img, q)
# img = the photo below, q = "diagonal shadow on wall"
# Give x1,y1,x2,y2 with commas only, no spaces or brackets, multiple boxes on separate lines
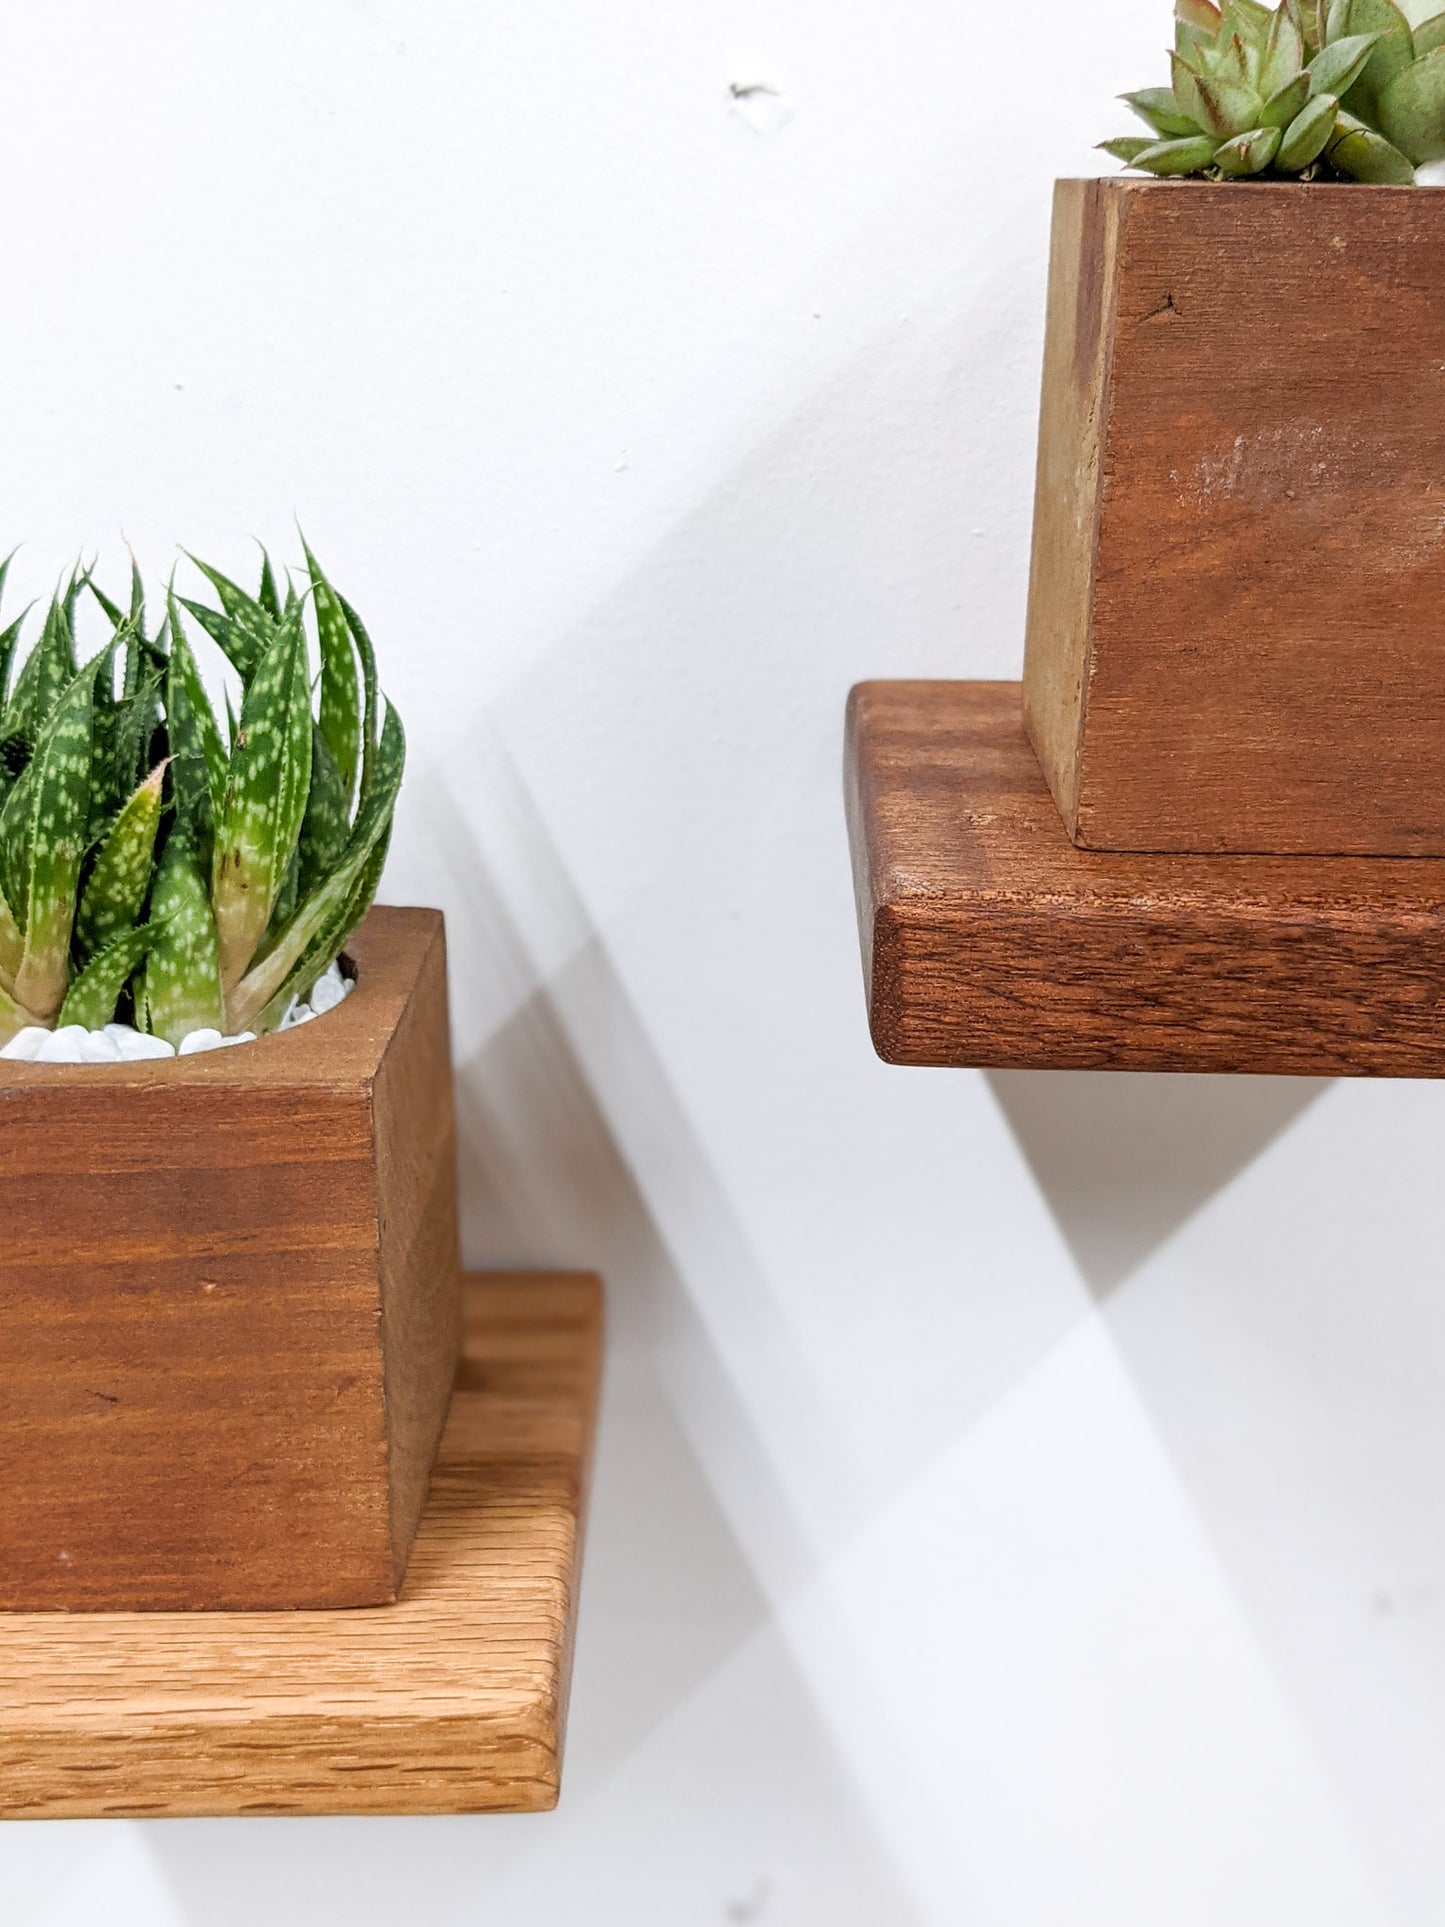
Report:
987,1069,1329,1298
146,783,928,1926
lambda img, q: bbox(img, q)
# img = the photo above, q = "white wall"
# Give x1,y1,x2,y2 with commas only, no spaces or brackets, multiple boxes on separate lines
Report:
5,5,1443,1923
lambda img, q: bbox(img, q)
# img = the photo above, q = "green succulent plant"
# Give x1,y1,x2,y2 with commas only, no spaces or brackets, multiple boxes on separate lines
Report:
0,543,404,1049
1102,0,1445,181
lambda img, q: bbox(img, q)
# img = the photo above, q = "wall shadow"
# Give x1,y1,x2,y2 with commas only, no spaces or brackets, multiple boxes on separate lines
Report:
988,1069,1329,1297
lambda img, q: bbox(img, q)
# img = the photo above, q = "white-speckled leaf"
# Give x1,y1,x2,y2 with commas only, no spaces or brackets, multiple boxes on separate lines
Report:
0,870,21,990
142,835,223,1045
59,921,155,1030
13,656,97,1023
75,764,166,957
211,603,313,995
166,593,229,856
228,699,403,1033
3,590,77,751
300,538,361,803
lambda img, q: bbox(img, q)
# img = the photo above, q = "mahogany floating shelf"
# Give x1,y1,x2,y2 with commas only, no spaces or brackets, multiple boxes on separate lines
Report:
845,681,1445,1076
0,1273,602,1820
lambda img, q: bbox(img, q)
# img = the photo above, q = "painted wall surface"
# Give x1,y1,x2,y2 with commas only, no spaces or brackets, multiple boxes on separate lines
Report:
4,5,1442,1923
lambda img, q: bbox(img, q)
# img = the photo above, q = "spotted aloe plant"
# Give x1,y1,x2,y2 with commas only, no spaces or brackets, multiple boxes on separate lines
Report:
0,544,404,1049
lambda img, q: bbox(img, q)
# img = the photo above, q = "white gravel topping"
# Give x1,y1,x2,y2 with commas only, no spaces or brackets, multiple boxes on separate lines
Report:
0,963,353,1065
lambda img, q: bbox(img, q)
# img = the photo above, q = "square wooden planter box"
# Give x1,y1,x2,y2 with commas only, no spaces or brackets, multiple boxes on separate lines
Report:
0,905,461,1612
1023,176,1445,856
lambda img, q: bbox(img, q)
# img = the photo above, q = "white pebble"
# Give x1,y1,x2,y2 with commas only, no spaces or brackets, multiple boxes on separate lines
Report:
114,1031,175,1061
3,980,343,1065
37,1026,92,1064
1,1026,51,1061
309,964,348,1015
178,1028,226,1056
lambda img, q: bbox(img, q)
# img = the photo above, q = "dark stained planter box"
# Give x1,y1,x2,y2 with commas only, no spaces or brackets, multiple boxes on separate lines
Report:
0,905,461,1611
1023,176,1445,856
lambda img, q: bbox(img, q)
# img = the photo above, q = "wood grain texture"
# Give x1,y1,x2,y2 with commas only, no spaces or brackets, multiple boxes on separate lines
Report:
1022,177,1445,856
0,906,460,1612
847,679,1445,1074
0,1274,602,1819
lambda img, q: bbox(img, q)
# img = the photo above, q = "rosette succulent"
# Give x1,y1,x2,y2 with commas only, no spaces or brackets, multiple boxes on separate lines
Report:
0,543,403,1048
1102,0,1445,181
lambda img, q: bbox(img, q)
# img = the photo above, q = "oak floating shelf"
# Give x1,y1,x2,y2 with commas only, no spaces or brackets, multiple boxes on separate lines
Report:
0,1273,602,1820
846,681,1445,1077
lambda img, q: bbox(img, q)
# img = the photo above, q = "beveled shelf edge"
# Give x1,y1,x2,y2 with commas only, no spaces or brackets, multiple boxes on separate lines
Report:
846,679,1445,1076
0,1272,603,1820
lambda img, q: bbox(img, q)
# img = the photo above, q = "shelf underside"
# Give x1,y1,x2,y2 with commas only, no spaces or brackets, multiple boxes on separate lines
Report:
0,1273,602,1819
846,680,1445,1075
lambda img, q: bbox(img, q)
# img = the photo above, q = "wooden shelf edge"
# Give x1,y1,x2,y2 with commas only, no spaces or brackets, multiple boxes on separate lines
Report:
846,680,1445,1076
0,1271,604,1820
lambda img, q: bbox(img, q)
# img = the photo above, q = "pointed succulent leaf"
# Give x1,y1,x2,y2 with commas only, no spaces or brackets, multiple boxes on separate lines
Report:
300,537,362,802
1213,121,1284,168
211,602,314,995
267,847,300,943
1330,0,1416,118
1177,0,1224,29
1261,3,1308,89
1309,29,1384,93
141,833,224,1044
124,560,149,702
334,590,380,810
1195,72,1266,129
0,762,34,926
1171,47,1213,117
165,594,228,861
254,824,390,1038
89,661,161,842
75,763,166,957
87,577,126,629
1278,88,1342,159
87,700,120,843
0,610,30,723
176,595,268,685
1132,132,1225,171
4,593,77,750
1378,42,1445,157
1222,0,1274,42
1176,18,1214,58
184,553,277,635
1414,10,1445,56
1262,70,1314,118
1123,86,1203,132
297,726,351,897
59,922,155,1031
0,869,21,991
1328,104,1420,170
1294,0,1329,52
257,550,282,623
1100,136,1161,160
228,699,403,1035
12,655,97,1023
1215,29,1255,83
